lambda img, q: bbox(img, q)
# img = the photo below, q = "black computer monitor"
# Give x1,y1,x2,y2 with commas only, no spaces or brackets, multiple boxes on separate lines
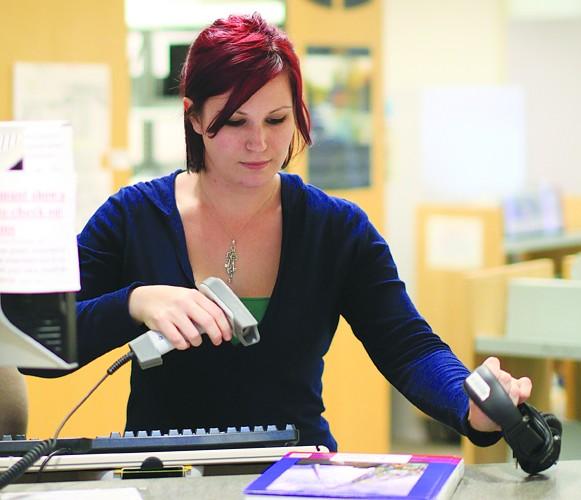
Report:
162,44,189,96
0,292,77,369
503,187,563,239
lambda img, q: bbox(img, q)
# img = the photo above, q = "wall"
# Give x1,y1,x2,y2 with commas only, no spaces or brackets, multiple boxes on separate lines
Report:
0,0,129,153
383,0,506,297
507,19,581,195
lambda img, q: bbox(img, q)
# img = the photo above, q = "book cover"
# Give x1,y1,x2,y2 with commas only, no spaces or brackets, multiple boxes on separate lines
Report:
244,452,464,500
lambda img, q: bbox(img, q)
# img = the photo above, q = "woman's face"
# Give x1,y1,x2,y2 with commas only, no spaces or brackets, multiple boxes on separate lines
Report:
189,72,295,188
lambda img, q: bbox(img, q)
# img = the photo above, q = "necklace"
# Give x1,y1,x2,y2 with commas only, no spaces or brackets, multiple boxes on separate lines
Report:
198,177,278,284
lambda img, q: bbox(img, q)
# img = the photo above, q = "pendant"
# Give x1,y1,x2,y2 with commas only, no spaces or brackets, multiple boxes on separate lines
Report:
225,239,238,284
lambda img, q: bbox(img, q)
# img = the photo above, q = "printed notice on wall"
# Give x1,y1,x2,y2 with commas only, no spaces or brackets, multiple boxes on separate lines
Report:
0,121,80,293
13,62,111,231
426,215,484,270
0,172,80,293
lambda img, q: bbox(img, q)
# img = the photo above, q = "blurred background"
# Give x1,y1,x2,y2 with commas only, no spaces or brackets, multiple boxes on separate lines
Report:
2,0,581,464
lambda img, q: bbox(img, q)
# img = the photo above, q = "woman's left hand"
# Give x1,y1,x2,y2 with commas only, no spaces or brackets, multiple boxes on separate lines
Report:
467,356,533,433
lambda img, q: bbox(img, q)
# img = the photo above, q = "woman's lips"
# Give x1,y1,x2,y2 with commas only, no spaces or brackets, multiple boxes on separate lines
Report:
240,160,270,170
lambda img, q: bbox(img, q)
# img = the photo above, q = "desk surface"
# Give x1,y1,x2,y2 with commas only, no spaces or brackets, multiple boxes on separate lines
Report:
2,460,579,499
504,231,581,256
476,335,581,361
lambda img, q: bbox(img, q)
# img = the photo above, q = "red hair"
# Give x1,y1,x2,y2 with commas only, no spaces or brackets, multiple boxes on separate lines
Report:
180,13,311,172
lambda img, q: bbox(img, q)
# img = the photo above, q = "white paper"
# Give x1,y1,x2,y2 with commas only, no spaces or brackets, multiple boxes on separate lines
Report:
0,121,73,173
13,63,111,231
0,171,80,293
426,215,484,270
330,453,412,464
421,86,526,202
13,63,109,159
0,487,142,499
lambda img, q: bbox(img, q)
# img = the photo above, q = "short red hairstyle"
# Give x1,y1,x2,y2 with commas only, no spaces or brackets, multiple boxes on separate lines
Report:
180,13,311,172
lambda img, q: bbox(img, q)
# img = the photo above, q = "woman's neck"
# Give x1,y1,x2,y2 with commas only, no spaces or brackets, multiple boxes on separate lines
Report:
193,171,280,219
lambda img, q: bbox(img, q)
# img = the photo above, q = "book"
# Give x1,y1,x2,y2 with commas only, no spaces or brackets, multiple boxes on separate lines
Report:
244,451,464,500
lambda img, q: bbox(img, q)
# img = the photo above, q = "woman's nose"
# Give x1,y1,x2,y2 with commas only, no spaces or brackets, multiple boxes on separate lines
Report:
245,125,267,152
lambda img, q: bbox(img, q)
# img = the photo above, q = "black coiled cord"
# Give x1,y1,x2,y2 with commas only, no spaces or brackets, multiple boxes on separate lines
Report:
37,447,72,482
0,350,135,489
0,438,57,489
107,352,134,375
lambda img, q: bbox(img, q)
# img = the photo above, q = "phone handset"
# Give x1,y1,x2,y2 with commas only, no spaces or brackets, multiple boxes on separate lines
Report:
464,365,524,429
129,277,259,369
464,364,562,475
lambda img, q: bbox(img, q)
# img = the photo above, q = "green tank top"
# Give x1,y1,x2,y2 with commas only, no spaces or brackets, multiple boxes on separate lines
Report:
239,297,269,323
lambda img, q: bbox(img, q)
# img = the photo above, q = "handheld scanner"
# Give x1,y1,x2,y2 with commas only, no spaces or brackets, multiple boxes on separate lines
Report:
129,277,260,369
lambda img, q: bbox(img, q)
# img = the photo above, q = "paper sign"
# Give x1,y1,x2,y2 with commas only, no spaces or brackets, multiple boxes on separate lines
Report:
426,215,484,270
0,121,73,173
0,171,80,293
0,121,79,293
421,86,525,202
13,63,111,231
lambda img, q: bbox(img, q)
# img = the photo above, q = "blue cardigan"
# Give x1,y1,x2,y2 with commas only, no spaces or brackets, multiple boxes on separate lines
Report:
35,170,500,450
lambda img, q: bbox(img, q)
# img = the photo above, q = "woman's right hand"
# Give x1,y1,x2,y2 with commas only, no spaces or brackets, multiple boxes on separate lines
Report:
128,285,233,349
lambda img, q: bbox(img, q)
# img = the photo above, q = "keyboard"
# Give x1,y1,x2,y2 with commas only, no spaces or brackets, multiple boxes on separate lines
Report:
0,424,299,457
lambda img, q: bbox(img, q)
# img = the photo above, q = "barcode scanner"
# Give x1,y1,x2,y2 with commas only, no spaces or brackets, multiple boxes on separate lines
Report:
129,277,260,369
464,364,562,475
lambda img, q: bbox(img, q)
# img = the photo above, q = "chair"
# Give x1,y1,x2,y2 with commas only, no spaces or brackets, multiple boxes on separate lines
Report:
559,253,581,422
0,367,28,436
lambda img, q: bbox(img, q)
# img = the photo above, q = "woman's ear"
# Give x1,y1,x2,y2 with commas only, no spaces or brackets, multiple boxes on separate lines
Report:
183,97,203,135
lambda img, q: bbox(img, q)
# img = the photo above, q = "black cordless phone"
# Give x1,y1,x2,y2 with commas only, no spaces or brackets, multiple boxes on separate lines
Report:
464,365,535,438
464,364,562,475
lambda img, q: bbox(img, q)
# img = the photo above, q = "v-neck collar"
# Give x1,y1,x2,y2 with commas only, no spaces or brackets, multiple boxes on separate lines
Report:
164,171,300,328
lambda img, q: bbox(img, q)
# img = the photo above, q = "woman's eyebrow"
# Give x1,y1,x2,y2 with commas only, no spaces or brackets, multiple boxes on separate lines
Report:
232,105,293,116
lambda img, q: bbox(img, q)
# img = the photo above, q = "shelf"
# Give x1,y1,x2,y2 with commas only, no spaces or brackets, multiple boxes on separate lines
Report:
476,336,581,361
504,231,581,256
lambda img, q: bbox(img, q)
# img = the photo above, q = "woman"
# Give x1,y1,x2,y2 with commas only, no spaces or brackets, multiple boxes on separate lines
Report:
60,13,529,451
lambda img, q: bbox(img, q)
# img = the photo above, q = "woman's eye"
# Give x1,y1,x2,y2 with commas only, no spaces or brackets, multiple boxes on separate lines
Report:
225,119,245,127
267,116,287,125
224,116,287,127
